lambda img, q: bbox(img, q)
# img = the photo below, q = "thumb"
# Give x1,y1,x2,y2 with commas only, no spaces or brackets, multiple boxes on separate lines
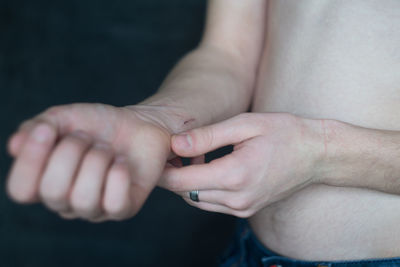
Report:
171,113,261,157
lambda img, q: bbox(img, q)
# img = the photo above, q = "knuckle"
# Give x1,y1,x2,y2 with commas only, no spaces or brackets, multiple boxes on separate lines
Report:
234,209,255,218
220,156,250,189
164,172,184,191
226,174,247,191
204,127,215,149
85,148,109,164
42,105,66,119
167,180,181,192
103,200,125,218
61,136,89,154
226,196,252,211
39,185,67,206
192,127,214,151
70,191,96,214
37,106,64,125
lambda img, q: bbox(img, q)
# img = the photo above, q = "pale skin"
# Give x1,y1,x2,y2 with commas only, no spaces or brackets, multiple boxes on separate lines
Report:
6,0,400,261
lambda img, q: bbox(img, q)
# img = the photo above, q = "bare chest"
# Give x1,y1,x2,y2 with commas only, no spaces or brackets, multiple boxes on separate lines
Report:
253,0,400,129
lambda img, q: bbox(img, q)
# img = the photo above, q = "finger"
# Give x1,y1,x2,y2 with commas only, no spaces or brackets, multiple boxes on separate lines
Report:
70,142,114,219
103,156,133,221
159,154,239,191
39,131,92,212
177,189,229,205
7,123,57,203
179,190,252,212
183,198,253,218
171,113,261,157
8,104,79,158
8,132,27,158
7,120,39,157
159,155,205,188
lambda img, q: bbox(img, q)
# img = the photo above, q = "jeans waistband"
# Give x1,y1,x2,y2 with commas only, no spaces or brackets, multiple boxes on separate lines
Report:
225,219,400,267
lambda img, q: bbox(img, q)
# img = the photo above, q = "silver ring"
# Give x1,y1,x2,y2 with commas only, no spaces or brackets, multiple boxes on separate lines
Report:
189,190,199,202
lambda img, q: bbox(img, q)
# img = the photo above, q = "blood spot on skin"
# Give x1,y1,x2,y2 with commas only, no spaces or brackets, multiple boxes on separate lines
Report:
183,118,195,125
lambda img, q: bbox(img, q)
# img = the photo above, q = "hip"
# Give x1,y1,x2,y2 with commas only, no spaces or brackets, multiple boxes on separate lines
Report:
248,184,400,261
219,218,400,267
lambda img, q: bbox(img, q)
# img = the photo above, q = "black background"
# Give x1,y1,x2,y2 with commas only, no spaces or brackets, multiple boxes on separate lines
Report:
0,1,236,266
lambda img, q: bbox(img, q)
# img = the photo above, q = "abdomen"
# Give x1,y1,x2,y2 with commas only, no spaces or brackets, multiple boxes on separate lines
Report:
250,0,400,261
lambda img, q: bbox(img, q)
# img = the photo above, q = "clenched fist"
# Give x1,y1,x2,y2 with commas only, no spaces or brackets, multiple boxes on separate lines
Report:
6,103,173,222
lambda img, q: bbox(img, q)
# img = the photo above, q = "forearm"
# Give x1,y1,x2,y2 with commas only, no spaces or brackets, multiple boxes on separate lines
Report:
319,119,400,194
131,0,267,135
136,45,256,134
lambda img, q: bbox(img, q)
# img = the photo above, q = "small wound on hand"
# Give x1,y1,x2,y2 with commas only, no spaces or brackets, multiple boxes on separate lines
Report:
183,118,195,125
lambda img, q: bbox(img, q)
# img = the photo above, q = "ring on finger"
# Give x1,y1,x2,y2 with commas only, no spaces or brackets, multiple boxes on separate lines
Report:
189,190,200,202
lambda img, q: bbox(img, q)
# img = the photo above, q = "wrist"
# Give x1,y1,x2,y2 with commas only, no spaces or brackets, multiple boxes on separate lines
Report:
310,118,369,187
125,102,200,135
312,118,351,186
298,117,359,187
296,117,332,185
315,118,400,192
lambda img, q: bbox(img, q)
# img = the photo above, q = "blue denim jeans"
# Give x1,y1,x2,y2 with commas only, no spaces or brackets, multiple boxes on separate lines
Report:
218,219,400,267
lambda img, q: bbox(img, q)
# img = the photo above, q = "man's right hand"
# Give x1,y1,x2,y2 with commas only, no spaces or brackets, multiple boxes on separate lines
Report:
6,103,173,222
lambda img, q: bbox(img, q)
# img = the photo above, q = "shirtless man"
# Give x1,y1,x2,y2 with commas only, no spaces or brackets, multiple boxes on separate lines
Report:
6,1,400,266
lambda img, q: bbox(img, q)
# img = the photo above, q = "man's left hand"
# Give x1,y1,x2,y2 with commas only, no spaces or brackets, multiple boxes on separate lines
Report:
159,112,325,218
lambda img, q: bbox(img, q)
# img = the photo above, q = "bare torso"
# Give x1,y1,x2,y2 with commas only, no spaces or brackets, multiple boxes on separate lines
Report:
250,0,400,261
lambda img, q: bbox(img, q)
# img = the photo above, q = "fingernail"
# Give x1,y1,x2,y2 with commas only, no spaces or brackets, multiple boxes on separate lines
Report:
31,124,53,143
174,133,192,149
